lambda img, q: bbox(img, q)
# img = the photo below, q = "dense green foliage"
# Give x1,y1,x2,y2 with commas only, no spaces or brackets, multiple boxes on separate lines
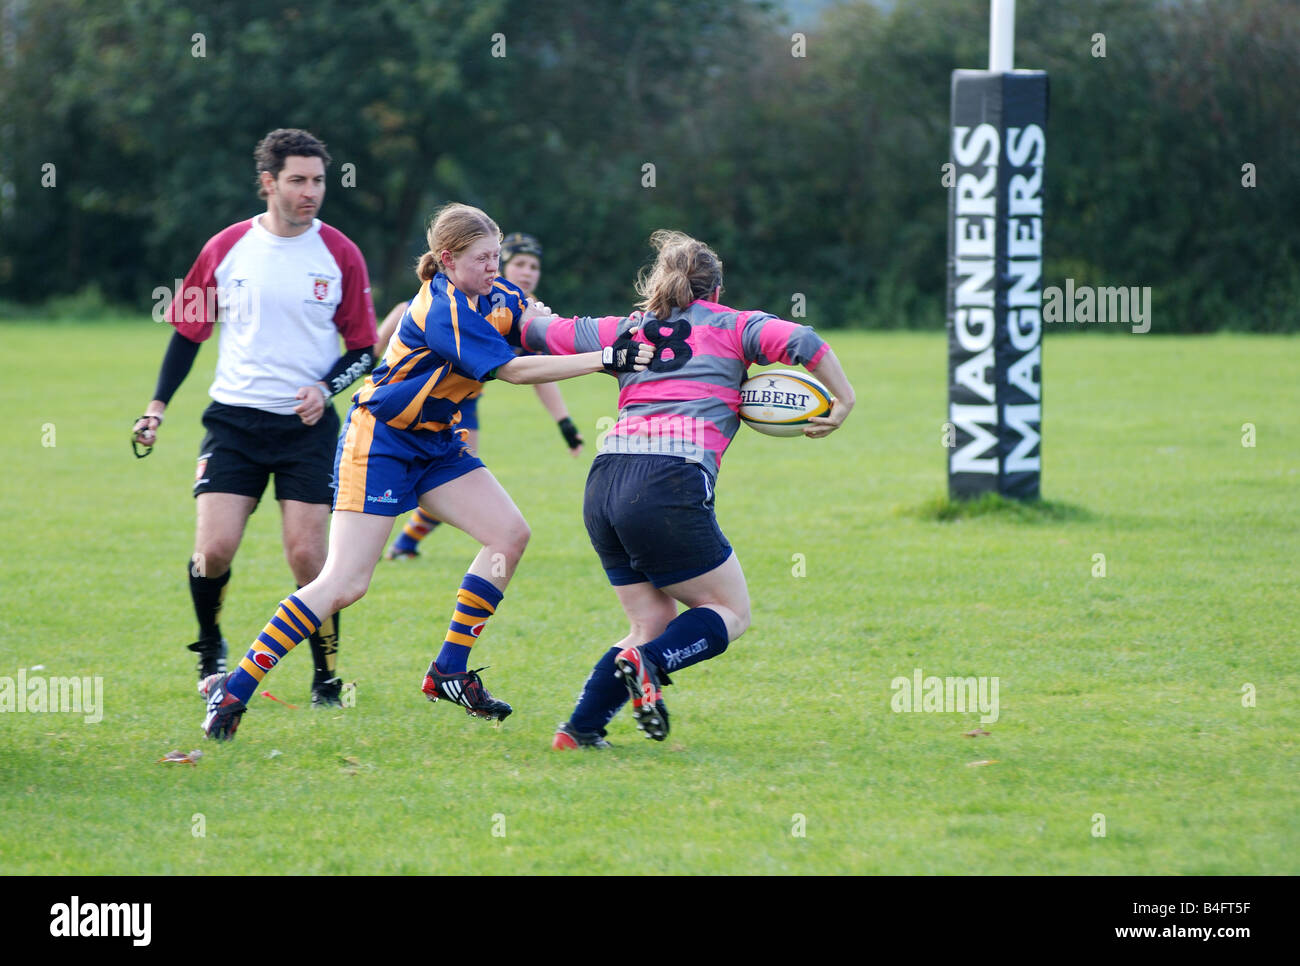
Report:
1,0,1296,329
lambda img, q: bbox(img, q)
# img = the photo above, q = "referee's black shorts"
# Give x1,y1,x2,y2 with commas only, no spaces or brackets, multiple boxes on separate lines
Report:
194,401,340,507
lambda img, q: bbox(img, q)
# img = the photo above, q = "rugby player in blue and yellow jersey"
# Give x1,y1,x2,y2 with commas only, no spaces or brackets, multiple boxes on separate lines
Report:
381,231,584,560
197,203,653,739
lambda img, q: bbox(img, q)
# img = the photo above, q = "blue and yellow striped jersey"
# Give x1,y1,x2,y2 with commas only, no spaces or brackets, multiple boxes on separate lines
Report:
353,273,527,431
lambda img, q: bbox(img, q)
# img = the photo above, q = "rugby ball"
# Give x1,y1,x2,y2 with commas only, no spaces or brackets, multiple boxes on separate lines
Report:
738,369,832,437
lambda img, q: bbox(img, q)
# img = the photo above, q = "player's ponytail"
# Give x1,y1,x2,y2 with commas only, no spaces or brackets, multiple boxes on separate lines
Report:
416,251,440,282
635,230,724,319
415,203,503,282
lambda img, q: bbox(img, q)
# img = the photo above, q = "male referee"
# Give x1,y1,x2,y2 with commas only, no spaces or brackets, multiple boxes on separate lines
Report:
132,128,378,706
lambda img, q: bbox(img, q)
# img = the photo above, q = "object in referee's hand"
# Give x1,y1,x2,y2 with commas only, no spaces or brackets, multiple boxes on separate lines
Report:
132,414,161,458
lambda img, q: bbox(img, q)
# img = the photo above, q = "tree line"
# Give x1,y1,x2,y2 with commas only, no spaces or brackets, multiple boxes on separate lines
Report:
1,0,1295,331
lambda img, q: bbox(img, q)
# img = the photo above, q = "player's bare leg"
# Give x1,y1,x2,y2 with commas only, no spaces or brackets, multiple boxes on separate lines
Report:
659,551,752,642
611,582,678,649
293,510,394,617
187,492,256,681
417,466,529,588
281,499,343,706
414,467,530,722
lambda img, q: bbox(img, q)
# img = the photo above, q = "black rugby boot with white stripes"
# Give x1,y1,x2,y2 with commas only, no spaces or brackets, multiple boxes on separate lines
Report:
421,663,513,722
198,672,247,741
187,637,228,683
311,674,344,708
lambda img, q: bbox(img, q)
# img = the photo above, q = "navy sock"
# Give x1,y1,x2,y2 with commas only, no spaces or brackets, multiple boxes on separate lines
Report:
642,607,730,674
569,647,627,736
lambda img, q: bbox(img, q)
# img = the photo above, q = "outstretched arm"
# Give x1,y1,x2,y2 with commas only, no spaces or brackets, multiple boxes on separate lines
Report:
495,344,649,385
496,353,605,384
497,325,650,384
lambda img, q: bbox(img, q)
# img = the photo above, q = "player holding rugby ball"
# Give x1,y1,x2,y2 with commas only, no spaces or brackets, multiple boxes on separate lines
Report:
522,230,855,749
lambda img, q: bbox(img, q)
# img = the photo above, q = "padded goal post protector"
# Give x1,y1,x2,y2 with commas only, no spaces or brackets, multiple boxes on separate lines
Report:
946,70,1048,501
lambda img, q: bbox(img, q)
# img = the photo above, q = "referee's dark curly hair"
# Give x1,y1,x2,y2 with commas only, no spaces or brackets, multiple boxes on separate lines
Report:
254,129,331,199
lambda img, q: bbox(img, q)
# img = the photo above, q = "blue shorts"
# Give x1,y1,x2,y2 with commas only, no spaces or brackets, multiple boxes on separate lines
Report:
583,454,732,588
332,404,484,515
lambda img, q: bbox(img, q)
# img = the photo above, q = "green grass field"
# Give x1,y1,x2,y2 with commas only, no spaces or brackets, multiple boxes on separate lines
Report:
1,322,1296,874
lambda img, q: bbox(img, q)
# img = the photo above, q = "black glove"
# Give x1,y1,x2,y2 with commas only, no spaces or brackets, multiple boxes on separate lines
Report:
557,417,584,451
602,331,642,373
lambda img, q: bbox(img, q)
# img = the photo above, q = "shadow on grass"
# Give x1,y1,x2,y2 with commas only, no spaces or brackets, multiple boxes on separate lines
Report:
900,492,1094,524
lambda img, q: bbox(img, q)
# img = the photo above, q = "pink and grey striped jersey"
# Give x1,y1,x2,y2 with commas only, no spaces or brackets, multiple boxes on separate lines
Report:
522,299,829,479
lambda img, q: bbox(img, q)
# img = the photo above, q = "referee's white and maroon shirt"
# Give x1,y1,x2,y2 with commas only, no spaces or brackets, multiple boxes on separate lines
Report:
166,215,377,415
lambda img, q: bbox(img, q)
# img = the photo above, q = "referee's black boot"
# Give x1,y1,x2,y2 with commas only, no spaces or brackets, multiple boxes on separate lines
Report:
187,637,228,683
311,674,344,708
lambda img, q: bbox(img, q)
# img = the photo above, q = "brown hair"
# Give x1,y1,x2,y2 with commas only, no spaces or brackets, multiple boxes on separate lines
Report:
254,128,331,199
416,203,502,282
634,230,724,319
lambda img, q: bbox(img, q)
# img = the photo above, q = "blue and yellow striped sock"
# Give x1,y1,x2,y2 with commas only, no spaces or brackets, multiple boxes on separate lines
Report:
436,574,502,674
393,508,440,554
226,594,321,703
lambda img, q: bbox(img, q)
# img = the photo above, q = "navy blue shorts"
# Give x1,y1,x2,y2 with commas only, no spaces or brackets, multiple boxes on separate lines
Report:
583,454,732,588
332,404,484,516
